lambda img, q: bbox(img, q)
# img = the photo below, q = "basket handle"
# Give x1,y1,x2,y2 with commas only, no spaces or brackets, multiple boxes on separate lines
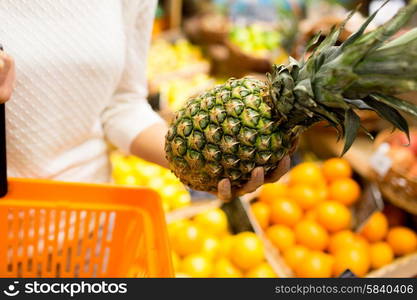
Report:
0,44,8,197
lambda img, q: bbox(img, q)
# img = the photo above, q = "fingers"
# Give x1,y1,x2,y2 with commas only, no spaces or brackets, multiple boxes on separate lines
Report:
289,138,299,155
217,178,232,202
0,50,16,103
265,155,291,183
237,166,264,196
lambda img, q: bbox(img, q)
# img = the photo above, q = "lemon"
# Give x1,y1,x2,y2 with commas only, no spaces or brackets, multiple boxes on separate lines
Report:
194,208,228,236
181,254,212,277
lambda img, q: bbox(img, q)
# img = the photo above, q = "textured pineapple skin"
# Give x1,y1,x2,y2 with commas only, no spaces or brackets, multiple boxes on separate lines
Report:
165,77,297,192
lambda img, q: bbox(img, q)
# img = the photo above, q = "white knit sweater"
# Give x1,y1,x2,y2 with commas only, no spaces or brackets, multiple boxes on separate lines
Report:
0,0,163,183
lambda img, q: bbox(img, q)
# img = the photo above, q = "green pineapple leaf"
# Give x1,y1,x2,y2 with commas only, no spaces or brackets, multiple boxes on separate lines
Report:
342,109,360,155
370,94,417,118
341,0,389,50
365,96,410,140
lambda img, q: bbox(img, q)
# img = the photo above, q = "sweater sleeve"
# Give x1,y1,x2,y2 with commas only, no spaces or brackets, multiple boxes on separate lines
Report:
101,0,163,154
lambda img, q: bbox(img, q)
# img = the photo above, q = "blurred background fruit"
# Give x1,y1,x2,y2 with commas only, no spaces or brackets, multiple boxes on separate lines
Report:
111,152,191,212
168,208,276,278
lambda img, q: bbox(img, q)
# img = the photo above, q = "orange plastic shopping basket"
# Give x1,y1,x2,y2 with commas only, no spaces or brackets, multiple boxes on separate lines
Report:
0,89,172,278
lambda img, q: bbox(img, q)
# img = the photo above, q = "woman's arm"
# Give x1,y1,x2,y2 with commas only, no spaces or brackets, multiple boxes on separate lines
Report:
101,0,165,156
0,50,15,103
130,122,169,168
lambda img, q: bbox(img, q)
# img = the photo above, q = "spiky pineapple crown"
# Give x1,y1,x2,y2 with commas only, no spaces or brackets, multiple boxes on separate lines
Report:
267,0,417,154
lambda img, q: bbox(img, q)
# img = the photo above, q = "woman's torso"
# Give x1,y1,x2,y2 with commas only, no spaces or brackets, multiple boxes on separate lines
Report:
0,0,127,182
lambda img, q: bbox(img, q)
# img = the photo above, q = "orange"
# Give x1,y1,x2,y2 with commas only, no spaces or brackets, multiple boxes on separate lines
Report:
212,258,242,278
360,212,388,242
251,202,271,230
352,235,371,253
295,251,333,278
266,225,295,252
181,254,212,277
270,198,302,227
304,209,318,221
246,263,277,278
317,184,329,202
229,232,264,270
333,246,370,277
387,227,417,256
194,208,228,236
171,223,205,256
322,158,352,181
289,184,321,210
283,245,310,270
316,201,352,233
383,204,407,227
290,162,325,186
328,178,361,206
328,230,356,254
259,182,288,204
294,220,329,251
369,242,394,269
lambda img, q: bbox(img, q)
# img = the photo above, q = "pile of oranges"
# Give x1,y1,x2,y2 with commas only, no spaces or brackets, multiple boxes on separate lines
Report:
251,158,417,277
168,208,276,278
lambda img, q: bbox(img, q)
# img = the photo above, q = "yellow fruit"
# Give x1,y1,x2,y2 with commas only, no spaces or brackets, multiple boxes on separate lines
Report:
218,235,234,258
387,227,417,256
171,251,181,271
295,220,329,251
333,247,370,277
251,202,271,230
283,245,310,270
322,158,352,181
369,242,394,269
329,178,361,206
170,192,191,210
246,263,277,278
290,184,321,210
270,198,302,227
201,236,221,259
160,185,178,199
259,182,288,204
116,175,139,186
194,208,228,236
328,230,356,255
230,232,264,270
360,212,388,242
162,201,171,212
212,258,242,278
181,254,212,277
295,251,333,278
266,225,295,252
172,224,205,256
168,219,191,238
316,201,352,233
290,162,325,186
175,272,191,278
148,177,165,190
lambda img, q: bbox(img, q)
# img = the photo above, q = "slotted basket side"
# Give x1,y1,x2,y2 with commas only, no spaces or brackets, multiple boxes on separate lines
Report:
0,179,173,278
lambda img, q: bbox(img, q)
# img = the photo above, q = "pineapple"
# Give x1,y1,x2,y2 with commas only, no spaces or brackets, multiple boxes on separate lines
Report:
165,2,417,193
